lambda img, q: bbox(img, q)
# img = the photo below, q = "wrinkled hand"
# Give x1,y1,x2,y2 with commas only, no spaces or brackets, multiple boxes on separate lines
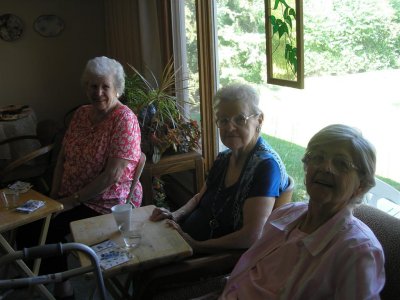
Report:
165,219,198,250
149,207,173,221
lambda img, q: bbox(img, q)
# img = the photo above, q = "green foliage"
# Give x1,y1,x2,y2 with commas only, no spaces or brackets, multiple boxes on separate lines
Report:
216,0,267,85
304,0,400,76
125,61,181,129
184,0,400,89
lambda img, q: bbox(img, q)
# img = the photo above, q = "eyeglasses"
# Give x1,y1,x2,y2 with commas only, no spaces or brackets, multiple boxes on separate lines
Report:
302,151,359,174
215,113,258,128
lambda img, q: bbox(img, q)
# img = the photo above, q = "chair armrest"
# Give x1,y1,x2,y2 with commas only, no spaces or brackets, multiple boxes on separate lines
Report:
1,144,54,175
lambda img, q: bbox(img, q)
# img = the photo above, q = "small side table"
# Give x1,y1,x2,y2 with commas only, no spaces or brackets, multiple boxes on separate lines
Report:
141,151,205,206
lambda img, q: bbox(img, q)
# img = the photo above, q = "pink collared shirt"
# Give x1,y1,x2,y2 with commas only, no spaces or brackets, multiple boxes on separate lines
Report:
221,202,385,300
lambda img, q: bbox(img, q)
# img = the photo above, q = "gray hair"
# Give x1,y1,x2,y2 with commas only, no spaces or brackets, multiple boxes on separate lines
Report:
213,83,262,114
305,124,376,205
81,56,125,96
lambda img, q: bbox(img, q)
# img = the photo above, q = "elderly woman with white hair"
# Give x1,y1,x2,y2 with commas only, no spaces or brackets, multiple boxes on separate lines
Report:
50,56,142,211
218,124,385,299
150,83,289,253
17,56,142,298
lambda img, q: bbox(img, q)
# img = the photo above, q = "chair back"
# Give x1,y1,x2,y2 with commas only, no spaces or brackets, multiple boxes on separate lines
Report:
363,177,400,219
354,204,400,300
273,175,295,209
126,152,146,204
1,144,54,175
0,136,54,191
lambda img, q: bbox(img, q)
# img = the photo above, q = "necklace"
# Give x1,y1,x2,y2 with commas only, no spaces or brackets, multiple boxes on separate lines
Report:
209,168,233,239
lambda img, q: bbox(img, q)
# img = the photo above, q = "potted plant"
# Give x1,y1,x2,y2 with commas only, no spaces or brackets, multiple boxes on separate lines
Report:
123,59,201,163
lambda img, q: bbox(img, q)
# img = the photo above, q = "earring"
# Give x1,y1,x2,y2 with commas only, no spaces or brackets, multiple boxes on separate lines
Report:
116,93,120,98
256,126,261,132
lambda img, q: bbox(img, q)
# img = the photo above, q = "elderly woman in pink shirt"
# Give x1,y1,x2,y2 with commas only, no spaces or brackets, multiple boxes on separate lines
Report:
50,56,142,211
218,124,385,300
18,56,142,298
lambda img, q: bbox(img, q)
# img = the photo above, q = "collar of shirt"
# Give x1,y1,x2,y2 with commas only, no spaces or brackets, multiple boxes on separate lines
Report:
270,202,353,256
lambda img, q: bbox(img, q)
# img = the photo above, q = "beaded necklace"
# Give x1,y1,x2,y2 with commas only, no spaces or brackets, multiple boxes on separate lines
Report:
209,168,234,239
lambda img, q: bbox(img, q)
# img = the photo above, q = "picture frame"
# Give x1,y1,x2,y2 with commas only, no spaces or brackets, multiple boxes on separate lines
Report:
33,14,65,38
0,13,24,42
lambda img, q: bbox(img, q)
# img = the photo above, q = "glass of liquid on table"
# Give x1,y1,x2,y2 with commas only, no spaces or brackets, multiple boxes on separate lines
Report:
118,221,143,249
1,191,19,209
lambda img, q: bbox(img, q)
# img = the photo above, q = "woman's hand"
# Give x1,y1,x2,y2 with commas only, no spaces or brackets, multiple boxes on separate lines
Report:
165,219,200,251
149,207,174,221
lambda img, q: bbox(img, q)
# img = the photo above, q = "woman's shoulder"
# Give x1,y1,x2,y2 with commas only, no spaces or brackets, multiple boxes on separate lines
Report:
74,104,91,115
69,104,91,124
252,138,289,189
111,104,138,123
115,104,136,116
271,202,307,219
346,215,383,250
255,137,282,159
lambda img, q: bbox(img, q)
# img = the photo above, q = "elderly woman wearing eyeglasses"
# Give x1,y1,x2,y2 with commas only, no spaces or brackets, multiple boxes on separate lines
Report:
218,124,385,300
150,83,289,253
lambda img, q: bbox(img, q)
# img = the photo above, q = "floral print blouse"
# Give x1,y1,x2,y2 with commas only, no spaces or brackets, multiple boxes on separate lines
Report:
59,104,142,214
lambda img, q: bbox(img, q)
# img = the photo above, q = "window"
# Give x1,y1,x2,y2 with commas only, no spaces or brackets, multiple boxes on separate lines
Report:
172,0,400,204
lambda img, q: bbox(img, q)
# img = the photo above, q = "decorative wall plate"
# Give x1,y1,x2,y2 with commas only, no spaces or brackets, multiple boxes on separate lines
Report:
34,15,65,37
0,14,24,42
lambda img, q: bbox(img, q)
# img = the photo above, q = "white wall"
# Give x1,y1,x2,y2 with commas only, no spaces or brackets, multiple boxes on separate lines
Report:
0,0,106,123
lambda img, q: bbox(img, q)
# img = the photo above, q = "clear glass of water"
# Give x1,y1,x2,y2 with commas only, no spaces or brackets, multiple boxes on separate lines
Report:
1,191,19,209
118,222,143,249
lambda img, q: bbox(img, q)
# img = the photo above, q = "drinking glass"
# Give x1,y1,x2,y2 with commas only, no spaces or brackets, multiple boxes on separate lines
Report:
1,191,19,209
118,221,143,249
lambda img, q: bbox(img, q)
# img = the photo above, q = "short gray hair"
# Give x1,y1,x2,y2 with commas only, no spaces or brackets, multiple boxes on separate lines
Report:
213,83,262,114
305,124,376,204
81,56,125,96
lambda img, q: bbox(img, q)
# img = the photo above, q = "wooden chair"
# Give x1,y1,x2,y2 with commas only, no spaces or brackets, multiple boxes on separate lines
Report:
0,136,55,192
273,175,295,209
132,175,295,299
126,152,146,204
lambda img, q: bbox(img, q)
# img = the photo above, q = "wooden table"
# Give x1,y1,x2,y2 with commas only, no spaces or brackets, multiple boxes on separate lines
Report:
0,189,63,300
142,151,205,206
70,205,193,299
